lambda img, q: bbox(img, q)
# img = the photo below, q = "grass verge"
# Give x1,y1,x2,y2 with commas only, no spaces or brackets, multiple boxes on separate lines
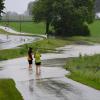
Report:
0,38,71,60
64,54,100,90
0,79,23,100
0,22,45,34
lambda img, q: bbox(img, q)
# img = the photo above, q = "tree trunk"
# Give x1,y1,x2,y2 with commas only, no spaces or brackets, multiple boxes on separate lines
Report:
46,21,49,35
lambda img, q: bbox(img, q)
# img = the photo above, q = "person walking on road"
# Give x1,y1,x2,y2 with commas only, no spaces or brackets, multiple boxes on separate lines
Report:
34,49,41,75
27,47,33,69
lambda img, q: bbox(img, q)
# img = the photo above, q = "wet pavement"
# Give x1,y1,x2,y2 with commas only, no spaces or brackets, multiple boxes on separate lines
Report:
0,44,100,100
0,34,40,50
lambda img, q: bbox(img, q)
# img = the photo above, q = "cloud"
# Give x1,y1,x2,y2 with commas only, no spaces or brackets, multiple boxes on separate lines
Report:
4,0,33,14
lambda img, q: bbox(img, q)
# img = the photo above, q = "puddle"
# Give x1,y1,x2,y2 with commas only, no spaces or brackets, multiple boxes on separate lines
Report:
0,34,41,50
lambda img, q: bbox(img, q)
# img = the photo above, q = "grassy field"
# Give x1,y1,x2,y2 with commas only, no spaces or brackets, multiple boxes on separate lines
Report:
0,79,23,100
0,21,45,34
89,20,100,37
0,20,100,36
64,54,100,90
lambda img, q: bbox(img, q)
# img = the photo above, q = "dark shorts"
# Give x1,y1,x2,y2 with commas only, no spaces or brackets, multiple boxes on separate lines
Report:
28,60,33,64
35,62,41,65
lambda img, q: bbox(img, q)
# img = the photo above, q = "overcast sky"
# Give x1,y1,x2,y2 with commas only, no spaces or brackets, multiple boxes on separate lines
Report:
4,0,34,14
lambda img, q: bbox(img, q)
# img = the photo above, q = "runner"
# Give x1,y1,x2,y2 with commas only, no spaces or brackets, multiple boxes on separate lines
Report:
27,47,33,69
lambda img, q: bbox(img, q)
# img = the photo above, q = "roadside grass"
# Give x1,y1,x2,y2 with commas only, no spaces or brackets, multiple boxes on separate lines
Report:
64,54,100,90
0,22,45,34
0,79,23,100
0,38,71,60
0,34,100,61
89,20,100,37
67,36,100,43
0,28,11,34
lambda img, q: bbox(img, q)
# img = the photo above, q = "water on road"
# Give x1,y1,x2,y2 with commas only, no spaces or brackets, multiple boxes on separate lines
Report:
0,34,40,50
0,44,100,100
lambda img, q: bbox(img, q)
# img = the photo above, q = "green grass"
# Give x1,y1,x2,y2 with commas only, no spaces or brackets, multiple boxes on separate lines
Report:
0,20,100,37
65,54,100,90
0,34,99,61
0,22,45,34
89,20,100,37
0,38,71,60
0,79,23,100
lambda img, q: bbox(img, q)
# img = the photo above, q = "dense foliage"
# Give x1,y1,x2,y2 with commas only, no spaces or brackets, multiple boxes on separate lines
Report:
30,0,95,37
0,0,5,19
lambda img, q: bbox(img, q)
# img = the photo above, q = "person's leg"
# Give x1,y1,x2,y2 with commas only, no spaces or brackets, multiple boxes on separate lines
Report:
29,64,32,68
39,62,41,74
39,65,41,74
29,64,31,68
29,60,33,69
36,65,39,74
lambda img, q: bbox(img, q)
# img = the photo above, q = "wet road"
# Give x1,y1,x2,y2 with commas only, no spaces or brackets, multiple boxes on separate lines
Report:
0,45,100,100
0,34,40,50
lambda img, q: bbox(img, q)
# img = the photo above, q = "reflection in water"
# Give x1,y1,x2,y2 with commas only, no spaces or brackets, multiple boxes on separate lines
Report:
28,68,33,75
28,69,34,94
42,58,67,67
35,73,41,80
0,34,41,50
29,79,34,93
34,79,72,100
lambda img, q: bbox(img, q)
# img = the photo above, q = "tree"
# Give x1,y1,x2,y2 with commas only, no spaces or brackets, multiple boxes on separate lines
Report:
32,0,95,37
51,0,95,36
95,0,100,13
27,1,34,16
32,0,54,34
0,0,5,20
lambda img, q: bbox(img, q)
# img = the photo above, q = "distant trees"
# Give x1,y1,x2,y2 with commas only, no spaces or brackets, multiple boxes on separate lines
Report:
32,0,95,37
32,0,54,34
95,0,100,13
27,1,34,16
0,0,5,19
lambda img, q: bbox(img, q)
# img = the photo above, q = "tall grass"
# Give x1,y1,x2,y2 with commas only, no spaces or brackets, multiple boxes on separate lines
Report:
0,79,23,100
65,54,100,90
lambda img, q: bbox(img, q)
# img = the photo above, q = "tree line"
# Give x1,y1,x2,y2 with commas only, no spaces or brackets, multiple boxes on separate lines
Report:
0,0,96,37
31,0,95,37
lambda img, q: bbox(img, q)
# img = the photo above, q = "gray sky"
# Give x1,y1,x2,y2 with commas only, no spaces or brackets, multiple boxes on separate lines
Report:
4,0,34,14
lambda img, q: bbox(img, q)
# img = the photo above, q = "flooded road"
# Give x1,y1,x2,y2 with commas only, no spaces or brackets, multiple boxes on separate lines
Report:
0,34,40,50
0,44,100,100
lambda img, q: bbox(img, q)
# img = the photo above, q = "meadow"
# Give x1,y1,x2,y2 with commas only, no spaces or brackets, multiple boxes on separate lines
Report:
0,21,45,34
89,20,100,37
65,54,100,90
0,20,100,36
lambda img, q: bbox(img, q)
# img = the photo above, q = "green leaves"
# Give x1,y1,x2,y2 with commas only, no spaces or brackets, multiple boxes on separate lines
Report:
0,0,5,19
32,0,95,37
